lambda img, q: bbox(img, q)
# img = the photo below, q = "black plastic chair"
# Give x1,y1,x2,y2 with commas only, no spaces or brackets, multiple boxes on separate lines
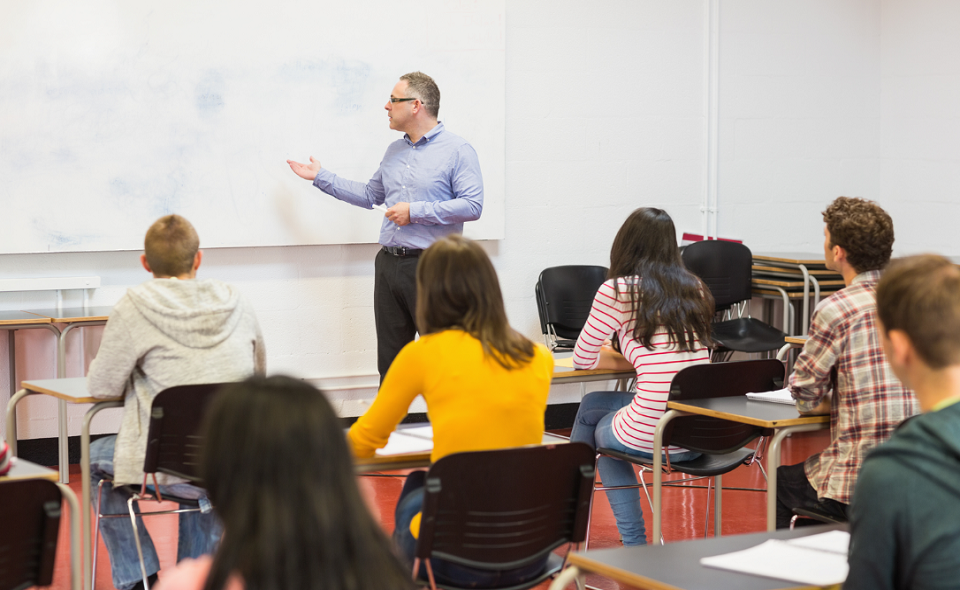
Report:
92,383,229,590
682,241,785,358
595,359,784,542
414,443,595,590
535,266,608,351
0,478,62,590
790,506,848,529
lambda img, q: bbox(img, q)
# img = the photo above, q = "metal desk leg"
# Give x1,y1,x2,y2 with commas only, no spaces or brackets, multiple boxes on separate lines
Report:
766,422,830,531
5,388,36,454
548,566,582,590
799,264,811,334
652,409,684,542
56,321,105,485
57,482,82,590
83,400,123,590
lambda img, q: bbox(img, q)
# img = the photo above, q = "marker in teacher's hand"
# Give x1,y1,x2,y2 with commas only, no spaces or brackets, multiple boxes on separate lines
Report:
373,204,388,213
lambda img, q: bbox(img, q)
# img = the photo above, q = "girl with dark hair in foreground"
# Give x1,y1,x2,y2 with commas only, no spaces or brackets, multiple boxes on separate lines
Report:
154,375,414,590
569,207,714,546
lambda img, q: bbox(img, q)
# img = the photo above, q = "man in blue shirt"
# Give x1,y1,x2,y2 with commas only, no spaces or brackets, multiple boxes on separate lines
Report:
288,72,484,381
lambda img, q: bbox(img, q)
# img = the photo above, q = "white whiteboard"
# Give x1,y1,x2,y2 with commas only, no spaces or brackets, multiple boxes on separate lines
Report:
0,0,505,253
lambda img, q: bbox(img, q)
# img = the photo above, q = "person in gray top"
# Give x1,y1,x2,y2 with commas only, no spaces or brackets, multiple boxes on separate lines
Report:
88,214,265,590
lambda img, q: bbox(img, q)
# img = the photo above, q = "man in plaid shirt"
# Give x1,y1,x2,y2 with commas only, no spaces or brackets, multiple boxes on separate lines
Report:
776,197,919,528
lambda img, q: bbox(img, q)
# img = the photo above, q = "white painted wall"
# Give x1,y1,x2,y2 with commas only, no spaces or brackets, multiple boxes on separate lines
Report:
4,0,958,441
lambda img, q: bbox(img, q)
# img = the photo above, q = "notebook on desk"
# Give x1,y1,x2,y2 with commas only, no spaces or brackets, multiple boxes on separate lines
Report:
745,387,796,405
373,427,569,457
700,530,849,586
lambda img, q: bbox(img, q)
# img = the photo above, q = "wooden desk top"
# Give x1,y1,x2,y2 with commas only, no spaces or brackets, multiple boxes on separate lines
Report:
552,355,635,384
752,278,845,290
752,253,827,266
566,524,845,590
24,306,113,322
1,459,59,482
668,396,830,428
354,432,570,473
753,288,842,300
22,377,122,403
752,265,840,278
0,311,55,326
784,336,808,346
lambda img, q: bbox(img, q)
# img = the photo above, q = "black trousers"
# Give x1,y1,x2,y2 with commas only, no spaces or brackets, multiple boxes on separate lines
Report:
374,248,420,382
775,462,849,529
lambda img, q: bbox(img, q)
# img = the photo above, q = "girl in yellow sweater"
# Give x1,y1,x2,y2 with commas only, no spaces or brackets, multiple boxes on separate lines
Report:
348,234,553,587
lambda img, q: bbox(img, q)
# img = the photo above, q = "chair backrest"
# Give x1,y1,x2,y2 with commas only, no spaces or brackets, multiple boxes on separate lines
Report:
143,383,231,483
0,479,62,590
681,241,753,310
415,443,595,570
536,266,609,340
663,359,785,454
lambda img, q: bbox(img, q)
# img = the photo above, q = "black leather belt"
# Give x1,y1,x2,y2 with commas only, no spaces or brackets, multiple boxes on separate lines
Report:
382,246,423,257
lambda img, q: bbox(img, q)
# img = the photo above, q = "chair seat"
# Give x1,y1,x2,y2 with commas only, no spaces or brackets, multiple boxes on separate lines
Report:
429,552,565,590
116,485,202,508
792,506,847,525
597,447,756,478
711,318,786,353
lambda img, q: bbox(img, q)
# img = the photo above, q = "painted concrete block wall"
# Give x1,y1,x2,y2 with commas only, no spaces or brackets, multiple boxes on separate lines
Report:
879,0,960,255
717,0,883,253
1,1,709,440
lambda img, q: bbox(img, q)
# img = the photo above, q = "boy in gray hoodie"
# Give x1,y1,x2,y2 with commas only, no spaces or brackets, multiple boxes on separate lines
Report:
88,215,265,590
845,254,960,590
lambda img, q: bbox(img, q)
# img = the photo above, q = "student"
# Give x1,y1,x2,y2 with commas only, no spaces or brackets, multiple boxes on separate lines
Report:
569,207,713,546
348,234,553,586
88,215,265,590
841,255,960,589
776,197,918,528
154,376,414,590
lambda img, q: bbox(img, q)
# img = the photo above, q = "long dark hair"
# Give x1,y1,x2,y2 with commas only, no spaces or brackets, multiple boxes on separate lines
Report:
200,376,414,590
608,208,713,352
416,234,535,369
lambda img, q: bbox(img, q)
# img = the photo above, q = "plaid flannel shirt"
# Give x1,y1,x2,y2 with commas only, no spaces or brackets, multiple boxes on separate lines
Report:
789,270,919,504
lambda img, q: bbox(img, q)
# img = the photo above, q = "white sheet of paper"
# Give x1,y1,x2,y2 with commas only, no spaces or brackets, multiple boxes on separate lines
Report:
375,431,434,456
700,539,849,586
398,425,434,440
745,387,796,405
786,530,850,555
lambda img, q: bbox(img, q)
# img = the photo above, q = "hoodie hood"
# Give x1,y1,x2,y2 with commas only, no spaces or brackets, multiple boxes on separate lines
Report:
125,278,243,349
868,402,960,503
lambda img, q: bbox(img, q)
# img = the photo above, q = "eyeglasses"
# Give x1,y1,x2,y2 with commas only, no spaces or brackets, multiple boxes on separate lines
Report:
389,97,418,103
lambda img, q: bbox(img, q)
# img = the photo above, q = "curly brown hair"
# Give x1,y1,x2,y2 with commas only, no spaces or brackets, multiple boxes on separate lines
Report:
822,197,894,273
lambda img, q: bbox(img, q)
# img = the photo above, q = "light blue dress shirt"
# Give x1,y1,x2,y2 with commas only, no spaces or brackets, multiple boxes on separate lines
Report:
313,122,484,249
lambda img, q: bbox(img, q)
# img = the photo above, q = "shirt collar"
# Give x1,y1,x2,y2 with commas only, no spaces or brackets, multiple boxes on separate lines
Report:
404,121,445,146
932,396,960,413
851,269,882,287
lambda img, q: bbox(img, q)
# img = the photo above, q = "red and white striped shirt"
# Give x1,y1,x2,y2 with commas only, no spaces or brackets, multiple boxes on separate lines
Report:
573,278,710,453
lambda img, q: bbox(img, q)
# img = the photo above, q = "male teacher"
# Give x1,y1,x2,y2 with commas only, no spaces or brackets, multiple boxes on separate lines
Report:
288,71,484,382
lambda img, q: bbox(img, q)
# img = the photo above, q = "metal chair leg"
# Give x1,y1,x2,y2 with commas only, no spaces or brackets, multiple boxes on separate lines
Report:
91,480,106,590
703,478,712,538
127,496,152,590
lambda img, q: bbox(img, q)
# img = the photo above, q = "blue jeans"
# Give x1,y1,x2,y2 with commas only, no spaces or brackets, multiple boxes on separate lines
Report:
570,391,700,546
394,471,548,588
89,436,222,590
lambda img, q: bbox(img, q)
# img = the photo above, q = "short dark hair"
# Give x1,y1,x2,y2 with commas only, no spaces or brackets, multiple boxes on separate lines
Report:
876,254,960,370
200,376,414,590
822,197,894,273
416,235,534,369
144,214,199,277
399,71,440,118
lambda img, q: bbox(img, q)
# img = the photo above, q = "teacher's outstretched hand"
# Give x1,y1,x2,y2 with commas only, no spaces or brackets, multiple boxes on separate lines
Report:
287,156,321,180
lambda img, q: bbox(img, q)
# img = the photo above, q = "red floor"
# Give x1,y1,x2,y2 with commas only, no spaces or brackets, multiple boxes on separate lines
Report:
39,429,830,590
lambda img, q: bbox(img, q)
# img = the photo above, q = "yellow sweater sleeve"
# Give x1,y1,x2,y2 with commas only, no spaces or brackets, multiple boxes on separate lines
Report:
347,341,425,458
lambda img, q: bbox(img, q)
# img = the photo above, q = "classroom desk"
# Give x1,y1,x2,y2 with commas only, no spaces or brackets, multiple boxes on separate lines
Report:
651,396,829,539
0,458,83,590
354,432,571,474
6,377,121,590
549,524,846,590
0,312,60,452
18,307,112,484
752,253,830,335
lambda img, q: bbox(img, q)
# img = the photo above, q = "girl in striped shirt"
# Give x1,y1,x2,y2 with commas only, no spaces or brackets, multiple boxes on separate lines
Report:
570,207,714,546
